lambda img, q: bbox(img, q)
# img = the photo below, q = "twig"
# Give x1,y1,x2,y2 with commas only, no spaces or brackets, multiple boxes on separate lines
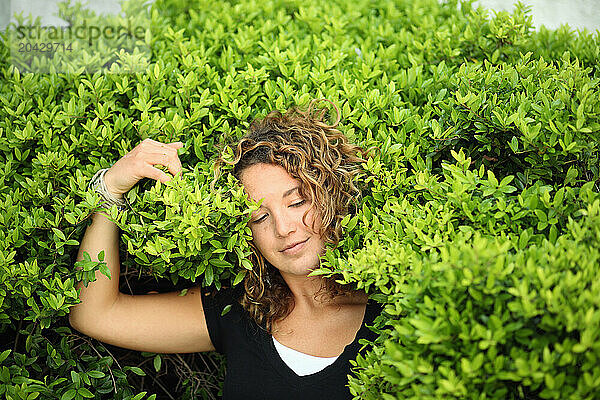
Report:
85,338,118,394
100,343,122,370
175,354,195,375
13,318,24,353
146,372,176,400
122,263,134,295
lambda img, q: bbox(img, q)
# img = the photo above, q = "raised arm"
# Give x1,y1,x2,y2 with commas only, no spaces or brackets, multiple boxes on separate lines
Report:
69,139,216,353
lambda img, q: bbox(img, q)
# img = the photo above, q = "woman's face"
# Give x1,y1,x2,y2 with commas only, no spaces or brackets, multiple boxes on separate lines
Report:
240,163,325,278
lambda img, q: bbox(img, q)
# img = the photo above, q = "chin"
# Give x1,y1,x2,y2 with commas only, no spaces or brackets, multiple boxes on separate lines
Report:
299,256,323,275
277,256,321,277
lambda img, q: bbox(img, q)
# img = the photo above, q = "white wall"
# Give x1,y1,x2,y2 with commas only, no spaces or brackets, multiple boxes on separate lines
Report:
473,0,600,32
2,0,599,34
1,0,122,30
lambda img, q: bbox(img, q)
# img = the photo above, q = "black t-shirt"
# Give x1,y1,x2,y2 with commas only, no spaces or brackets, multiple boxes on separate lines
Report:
201,285,383,400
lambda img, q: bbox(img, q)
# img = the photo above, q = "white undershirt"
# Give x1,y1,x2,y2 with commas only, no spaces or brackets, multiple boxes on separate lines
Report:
272,335,339,376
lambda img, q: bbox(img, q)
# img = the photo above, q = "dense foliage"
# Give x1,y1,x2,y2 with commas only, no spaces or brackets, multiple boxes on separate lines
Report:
0,0,598,399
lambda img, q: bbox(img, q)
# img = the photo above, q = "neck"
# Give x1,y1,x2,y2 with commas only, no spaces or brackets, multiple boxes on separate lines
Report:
280,271,327,309
279,271,366,313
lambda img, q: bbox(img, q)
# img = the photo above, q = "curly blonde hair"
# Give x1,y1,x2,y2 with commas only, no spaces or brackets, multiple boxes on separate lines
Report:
213,99,376,334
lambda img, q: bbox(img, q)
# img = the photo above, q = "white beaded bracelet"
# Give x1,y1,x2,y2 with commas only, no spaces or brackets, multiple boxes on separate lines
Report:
87,168,127,211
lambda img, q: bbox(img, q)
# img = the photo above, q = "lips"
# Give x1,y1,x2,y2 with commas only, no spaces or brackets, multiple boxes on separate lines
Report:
281,238,308,252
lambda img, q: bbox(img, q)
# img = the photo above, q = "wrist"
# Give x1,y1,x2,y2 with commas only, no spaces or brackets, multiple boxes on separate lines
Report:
106,188,124,200
88,168,127,210
103,169,125,199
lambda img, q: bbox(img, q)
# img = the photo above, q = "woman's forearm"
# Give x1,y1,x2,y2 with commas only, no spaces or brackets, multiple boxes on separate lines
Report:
70,211,122,328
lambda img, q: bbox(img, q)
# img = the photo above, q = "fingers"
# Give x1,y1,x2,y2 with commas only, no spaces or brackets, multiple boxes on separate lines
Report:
168,141,184,149
141,138,182,148
139,139,184,155
137,139,185,182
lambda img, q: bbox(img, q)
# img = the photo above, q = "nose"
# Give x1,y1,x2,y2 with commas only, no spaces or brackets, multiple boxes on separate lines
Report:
273,209,297,238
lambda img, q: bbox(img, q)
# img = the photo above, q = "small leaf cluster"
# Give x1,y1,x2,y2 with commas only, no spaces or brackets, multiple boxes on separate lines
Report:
319,149,598,279
425,53,599,187
113,161,258,289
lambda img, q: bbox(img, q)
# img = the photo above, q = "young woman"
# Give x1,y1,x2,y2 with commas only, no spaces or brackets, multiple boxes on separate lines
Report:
69,100,382,399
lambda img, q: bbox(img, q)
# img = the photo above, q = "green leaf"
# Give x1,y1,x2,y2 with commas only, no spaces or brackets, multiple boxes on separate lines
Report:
209,259,233,268
70,371,80,385
233,270,246,286
87,370,105,379
61,389,76,400
0,349,11,364
64,213,77,225
154,355,161,372
565,166,578,185
221,304,232,316
487,170,499,187
52,228,66,241
499,175,514,187
205,265,214,285
98,263,111,280
241,259,253,270
128,367,146,376
78,388,94,398
347,215,359,231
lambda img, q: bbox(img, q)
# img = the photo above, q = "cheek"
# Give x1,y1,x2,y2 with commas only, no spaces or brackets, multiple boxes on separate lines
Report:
304,207,323,234
249,225,271,253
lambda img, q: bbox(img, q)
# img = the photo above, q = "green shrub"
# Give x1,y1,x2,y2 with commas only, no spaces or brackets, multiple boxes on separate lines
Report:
345,200,600,399
425,53,599,188
317,152,600,398
0,0,599,399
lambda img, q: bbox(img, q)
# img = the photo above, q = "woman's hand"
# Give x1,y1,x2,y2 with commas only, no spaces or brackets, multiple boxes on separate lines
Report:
103,139,184,199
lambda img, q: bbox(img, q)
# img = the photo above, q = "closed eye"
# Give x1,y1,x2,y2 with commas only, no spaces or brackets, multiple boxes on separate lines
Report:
252,200,306,224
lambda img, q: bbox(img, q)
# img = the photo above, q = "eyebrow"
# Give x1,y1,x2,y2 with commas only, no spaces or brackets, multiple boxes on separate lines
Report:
257,186,300,210
283,186,300,199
